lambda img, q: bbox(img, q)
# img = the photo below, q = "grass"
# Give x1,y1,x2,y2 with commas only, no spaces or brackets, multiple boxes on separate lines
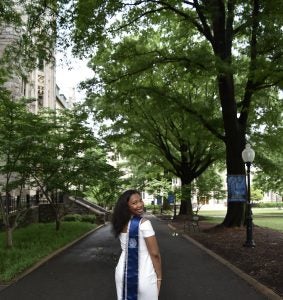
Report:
0,222,96,283
199,208,283,232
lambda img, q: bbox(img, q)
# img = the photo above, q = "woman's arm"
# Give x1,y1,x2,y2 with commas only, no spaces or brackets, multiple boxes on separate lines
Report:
144,235,162,292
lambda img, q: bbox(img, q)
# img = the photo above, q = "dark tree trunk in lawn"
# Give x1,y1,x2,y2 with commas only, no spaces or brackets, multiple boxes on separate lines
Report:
209,0,259,226
178,146,194,216
177,142,212,216
179,181,193,216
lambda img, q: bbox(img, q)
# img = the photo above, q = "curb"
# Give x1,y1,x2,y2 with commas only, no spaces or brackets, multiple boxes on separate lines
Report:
168,224,282,300
1,223,106,290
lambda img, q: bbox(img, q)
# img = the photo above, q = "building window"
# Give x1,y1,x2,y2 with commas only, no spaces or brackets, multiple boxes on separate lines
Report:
38,58,44,71
38,86,44,107
21,78,27,96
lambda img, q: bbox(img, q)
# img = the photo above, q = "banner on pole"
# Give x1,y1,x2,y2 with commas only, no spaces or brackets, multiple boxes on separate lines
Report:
227,175,247,202
167,194,175,204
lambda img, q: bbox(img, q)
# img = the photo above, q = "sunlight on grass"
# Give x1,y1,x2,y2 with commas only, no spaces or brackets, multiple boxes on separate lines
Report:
253,218,283,232
0,222,96,283
199,208,283,232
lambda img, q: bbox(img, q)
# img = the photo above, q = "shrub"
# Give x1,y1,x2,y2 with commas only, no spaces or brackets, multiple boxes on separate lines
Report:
251,189,263,201
252,202,283,208
63,214,82,222
63,214,97,223
81,215,96,223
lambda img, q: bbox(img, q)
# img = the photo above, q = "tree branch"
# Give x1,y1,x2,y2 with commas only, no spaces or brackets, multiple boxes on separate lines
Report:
137,86,225,141
226,0,235,54
106,54,206,84
111,7,166,32
193,0,214,43
238,0,260,126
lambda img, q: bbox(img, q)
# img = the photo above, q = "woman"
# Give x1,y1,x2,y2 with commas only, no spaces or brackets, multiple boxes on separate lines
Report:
112,189,162,300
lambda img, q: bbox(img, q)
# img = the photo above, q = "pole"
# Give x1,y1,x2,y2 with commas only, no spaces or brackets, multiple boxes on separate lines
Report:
173,198,177,219
244,162,256,247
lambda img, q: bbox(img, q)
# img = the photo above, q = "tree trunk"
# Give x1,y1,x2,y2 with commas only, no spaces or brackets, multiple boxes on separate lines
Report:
55,218,61,231
209,0,248,227
6,226,13,248
179,182,193,216
218,75,247,227
51,201,61,231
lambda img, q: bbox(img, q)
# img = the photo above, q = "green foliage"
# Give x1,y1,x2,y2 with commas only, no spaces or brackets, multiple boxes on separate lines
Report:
253,202,283,209
84,32,223,211
253,127,283,197
0,98,37,245
145,178,172,199
26,106,101,193
2,1,282,225
0,98,34,192
192,166,226,202
200,208,283,232
62,214,96,223
80,214,96,223
68,0,283,223
86,165,123,209
21,105,115,229
0,222,96,282
62,214,82,222
0,1,61,75
251,189,263,202
0,98,115,238
144,204,156,211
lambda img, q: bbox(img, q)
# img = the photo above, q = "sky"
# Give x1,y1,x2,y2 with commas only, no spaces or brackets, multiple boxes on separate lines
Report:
55,51,94,103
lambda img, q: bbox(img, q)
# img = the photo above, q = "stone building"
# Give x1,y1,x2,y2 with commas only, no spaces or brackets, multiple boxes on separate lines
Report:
0,24,72,111
0,23,72,201
0,25,24,100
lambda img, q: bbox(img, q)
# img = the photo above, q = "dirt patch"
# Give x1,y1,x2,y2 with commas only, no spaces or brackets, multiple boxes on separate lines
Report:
168,219,283,298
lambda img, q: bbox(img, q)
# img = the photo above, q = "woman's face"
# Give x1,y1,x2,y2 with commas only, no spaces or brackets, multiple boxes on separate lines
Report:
128,193,144,216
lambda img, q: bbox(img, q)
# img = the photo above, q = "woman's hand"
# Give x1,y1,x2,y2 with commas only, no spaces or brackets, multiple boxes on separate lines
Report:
157,279,162,295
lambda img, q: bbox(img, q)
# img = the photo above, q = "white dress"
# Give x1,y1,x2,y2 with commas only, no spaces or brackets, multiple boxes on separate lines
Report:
115,219,158,300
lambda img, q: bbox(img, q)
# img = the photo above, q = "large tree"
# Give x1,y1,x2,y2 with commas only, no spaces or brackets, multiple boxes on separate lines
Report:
68,0,283,226
88,71,222,214
26,105,112,231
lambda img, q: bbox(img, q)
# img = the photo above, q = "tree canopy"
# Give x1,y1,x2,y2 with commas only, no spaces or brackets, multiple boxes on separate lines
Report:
66,0,283,225
1,1,282,227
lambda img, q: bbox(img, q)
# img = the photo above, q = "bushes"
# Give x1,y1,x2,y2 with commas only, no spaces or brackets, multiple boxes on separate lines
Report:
63,214,96,223
253,202,283,208
81,215,96,223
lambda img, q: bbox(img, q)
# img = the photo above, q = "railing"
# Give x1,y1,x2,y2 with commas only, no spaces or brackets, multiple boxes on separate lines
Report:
0,195,39,215
74,196,110,214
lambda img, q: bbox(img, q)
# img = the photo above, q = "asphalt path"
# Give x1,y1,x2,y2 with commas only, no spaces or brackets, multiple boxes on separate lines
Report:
0,216,267,300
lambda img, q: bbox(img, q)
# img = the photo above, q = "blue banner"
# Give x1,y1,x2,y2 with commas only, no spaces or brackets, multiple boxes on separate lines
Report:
167,194,175,204
156,196,162,205
227,175,247,202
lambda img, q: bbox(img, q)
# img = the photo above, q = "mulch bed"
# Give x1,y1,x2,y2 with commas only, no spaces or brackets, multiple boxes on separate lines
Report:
168,219,283,298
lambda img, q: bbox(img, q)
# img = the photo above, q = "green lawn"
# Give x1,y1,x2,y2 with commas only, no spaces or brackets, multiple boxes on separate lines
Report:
199,208,283,232
0,222,96,283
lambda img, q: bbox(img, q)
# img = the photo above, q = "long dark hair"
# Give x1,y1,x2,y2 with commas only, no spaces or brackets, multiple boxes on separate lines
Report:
111,189,141,238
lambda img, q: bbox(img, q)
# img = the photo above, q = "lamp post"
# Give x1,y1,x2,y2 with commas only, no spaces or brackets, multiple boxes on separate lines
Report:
173,197,177,219
242,143,256,248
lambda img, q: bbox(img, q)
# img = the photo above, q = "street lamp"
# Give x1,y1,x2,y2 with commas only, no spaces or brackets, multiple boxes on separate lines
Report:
242,143,256,248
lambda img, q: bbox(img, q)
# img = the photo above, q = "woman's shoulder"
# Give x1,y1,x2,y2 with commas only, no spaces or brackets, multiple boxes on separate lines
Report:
140,218,153,229
141,217,149,223
141,217,151,224
140,217,155,236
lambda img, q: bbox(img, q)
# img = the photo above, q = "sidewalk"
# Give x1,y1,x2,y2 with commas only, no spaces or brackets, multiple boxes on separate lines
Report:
0,216,273,300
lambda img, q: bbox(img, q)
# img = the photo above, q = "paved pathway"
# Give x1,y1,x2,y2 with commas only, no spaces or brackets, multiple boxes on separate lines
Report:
0,216,268,300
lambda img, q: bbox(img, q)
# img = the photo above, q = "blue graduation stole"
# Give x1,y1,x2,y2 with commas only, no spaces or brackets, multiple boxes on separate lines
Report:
122,215,142,300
